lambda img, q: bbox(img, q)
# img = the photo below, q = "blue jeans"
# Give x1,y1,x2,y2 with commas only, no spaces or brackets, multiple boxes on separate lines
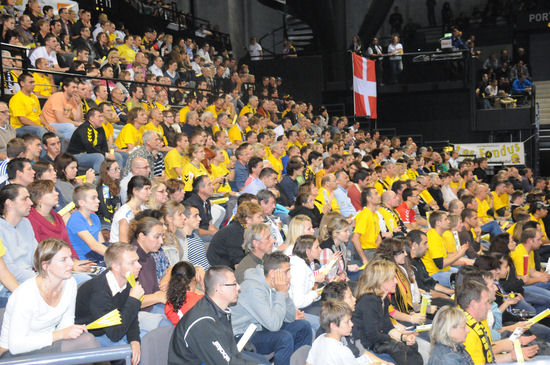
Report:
51,122,76,139
248,320,312,365
15,125,47,137
523,285,550,313
430,267,458,288
95,333,128,347
481,220,503,237
74,153,105,173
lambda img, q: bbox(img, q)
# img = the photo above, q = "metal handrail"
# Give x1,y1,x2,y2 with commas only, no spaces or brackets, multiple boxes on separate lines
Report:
0,345,132,365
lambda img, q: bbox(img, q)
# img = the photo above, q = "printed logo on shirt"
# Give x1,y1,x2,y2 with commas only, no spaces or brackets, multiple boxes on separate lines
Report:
212,341,230,362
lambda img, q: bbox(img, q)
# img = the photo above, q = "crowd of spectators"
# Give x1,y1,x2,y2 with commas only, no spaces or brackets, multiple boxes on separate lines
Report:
0,2,549,365
476,47,532,109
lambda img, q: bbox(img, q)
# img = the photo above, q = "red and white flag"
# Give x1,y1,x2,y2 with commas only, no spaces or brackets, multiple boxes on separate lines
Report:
352,53,377,119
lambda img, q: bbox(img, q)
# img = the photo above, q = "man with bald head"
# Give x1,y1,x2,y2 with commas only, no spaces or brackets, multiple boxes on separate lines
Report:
120,157,151,203
377,190,406,238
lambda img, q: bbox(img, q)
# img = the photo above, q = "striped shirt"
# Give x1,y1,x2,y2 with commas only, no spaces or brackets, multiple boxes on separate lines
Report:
186,231,210,270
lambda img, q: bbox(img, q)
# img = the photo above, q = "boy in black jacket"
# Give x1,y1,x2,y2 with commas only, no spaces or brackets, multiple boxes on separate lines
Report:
76,242,144,365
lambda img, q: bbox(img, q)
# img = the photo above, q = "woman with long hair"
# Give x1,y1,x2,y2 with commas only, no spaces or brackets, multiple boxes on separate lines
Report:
54,153,94,207
146,179,169,210
319,215,359,281
374,238,428,327
289,235,325,312
160,201,187,266
127,218,170,326
282,214,315,255
164,261,203,325
0,239,98,357
96,160,121,231
352,260,423,365
110,176,151,243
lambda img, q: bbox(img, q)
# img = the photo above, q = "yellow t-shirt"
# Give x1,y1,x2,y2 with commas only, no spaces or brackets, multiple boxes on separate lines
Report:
164,148,188,180
182,161,208,191
140,121,168,145
0,238,5,257
32,72,53,97
266,153,283,178
491,192,508,213
449,181,460,190
510,243,534,276
463,319,493,365
530,214,548,240
228,124,244,144
239,104,256,116
506,223,516,237
315,169,326,189
210,163,232,193
354,207,380,249
102,122,114,141
442,230,458,253
179,106,190,124
205,104,221,118
476,197,492,224
9,91,42,129
314,188,340,214
422,228,450,275
117,44,136,64
115,123,142,149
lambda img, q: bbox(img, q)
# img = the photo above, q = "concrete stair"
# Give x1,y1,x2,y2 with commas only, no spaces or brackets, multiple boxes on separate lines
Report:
535,80,550,125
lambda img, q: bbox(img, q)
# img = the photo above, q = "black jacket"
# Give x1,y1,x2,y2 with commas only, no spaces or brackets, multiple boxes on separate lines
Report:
75,270,141,343
67,121,108,155
206,220,245,269
352,294,394,349
412,257,438,291
168,295,255,364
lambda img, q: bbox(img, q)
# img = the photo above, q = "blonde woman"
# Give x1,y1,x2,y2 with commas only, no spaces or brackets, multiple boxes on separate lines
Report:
352,260,423,365
282,214,315,254
160,201,187,266
0,239,98,357
146,179,169,210
428,305,473,365
319,215,360,281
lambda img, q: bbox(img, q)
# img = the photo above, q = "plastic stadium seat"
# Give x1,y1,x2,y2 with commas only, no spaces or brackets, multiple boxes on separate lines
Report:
139,325,174,365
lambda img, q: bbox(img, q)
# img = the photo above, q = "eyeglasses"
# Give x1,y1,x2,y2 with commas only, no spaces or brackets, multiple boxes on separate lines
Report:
222,283,238,287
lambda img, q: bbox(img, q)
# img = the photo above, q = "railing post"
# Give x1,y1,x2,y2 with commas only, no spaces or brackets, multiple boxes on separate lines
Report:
0,46,4,99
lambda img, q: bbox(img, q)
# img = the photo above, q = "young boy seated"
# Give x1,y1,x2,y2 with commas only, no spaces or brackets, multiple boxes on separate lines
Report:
307,300,392,364
67,183,108,263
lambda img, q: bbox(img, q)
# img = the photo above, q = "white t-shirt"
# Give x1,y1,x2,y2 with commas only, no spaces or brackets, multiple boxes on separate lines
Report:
307,334,374,365
249,43,262,60
388,43,403,61
0,277,77,355
110,204,134,243
29,47,59,67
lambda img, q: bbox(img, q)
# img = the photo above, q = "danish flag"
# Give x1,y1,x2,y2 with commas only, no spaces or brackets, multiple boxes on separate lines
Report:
352,53,377,119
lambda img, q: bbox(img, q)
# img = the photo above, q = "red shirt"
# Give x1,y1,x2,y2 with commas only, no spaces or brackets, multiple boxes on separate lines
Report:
164,291,204,325
347,184,363,211
396,202,416,224
27,207,78,258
